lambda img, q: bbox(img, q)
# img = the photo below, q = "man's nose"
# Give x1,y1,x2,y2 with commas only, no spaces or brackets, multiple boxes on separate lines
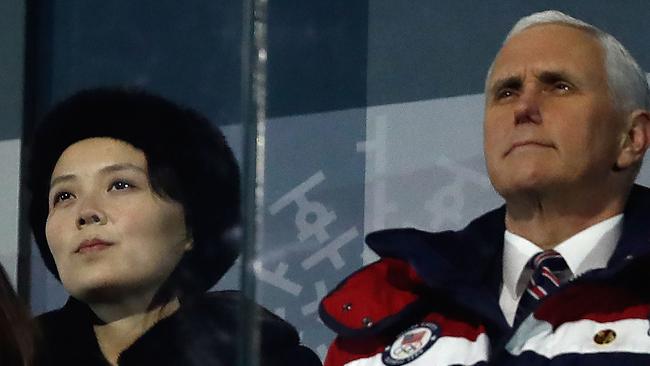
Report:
76,198,107,229
514,87,543,125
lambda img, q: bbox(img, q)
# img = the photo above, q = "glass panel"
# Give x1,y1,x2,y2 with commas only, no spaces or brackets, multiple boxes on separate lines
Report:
0,0,25,292
256,1,650,363
27,0,244,314
18,1,650,365
244,2,368,361
237,0,267,364
22,2,257,365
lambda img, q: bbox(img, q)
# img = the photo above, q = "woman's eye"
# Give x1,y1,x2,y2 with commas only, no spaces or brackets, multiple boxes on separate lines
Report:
110,180,133,191
52,191,74,206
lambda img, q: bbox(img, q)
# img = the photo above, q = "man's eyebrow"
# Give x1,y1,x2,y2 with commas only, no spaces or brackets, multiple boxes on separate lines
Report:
537,70,572,84
49,163,146,188
489,75,522,95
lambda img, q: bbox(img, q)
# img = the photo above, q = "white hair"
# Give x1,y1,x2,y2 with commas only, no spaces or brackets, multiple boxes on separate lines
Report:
485,10,650,114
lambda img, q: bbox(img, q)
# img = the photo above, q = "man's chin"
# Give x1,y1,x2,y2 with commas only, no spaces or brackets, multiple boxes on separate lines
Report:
487,161,558,192
494,179,558,202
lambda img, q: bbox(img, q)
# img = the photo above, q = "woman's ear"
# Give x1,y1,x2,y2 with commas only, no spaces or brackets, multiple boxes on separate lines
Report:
183,227,193,251
616,109,650,170
183,224,194,251
183,239,193,251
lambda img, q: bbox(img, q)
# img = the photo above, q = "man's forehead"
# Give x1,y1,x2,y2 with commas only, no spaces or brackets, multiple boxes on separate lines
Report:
488,23,604,83
498,23,600,60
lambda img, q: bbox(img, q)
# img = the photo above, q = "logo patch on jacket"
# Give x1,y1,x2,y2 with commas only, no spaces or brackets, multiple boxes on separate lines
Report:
382,322,440,365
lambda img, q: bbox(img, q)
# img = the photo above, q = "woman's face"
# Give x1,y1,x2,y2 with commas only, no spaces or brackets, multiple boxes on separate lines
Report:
45,137,192,303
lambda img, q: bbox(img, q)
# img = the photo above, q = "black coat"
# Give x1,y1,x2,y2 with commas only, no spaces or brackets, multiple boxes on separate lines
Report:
38,291,321,365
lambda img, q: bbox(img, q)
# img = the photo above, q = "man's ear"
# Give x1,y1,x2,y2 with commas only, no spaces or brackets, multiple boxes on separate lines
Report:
616,109,650,170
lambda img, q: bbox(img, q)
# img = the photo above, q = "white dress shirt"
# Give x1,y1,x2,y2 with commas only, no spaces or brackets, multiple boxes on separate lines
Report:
499,214,623,326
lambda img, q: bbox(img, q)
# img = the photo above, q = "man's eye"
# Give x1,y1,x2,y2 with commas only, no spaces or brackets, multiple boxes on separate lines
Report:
110,180,133,191
496,89,514,100
554,82,572,92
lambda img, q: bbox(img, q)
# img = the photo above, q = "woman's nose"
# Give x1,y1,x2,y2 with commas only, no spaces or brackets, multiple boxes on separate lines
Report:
76,209,107,228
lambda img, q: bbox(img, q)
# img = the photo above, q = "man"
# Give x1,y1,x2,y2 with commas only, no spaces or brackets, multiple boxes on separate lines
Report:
320,10,650,366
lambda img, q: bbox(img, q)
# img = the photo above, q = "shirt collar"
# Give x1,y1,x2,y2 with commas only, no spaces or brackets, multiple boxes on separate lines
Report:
502,214,623,298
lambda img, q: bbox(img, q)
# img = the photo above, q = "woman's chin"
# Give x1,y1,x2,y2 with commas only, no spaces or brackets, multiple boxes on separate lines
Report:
64,279,125,304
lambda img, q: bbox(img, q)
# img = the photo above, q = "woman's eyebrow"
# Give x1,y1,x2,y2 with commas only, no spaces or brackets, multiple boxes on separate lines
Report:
98,163,146,175
49,174,76,188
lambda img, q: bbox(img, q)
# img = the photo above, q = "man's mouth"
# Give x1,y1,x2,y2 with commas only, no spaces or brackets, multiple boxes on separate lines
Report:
505,140,554,156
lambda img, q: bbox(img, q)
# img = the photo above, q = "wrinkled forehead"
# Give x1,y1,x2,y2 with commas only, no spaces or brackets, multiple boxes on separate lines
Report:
487,23,605,87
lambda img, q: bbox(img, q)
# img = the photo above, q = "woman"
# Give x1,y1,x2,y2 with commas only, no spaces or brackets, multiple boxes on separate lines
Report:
0,264,38,366
26,87,321,365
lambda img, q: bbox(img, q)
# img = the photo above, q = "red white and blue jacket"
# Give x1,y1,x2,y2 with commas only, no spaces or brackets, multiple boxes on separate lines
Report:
320,185,650,366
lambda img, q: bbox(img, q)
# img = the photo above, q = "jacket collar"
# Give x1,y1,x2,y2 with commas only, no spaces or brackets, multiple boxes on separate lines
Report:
369,184,650,290
365,207,508,332
609,184,650,265
42,291,305,365
359,184,650,334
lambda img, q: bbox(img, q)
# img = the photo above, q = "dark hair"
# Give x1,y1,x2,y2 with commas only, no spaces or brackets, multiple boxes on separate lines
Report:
26,87,241,297
0,265,38,366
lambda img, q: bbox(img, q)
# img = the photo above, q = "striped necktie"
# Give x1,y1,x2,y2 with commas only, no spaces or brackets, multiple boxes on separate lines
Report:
513,250,570,327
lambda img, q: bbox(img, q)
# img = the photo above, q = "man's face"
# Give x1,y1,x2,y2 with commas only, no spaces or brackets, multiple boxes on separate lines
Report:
484,24,627,199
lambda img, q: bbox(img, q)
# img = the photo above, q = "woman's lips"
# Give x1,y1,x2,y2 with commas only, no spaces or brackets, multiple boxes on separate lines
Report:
76,239,113,253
